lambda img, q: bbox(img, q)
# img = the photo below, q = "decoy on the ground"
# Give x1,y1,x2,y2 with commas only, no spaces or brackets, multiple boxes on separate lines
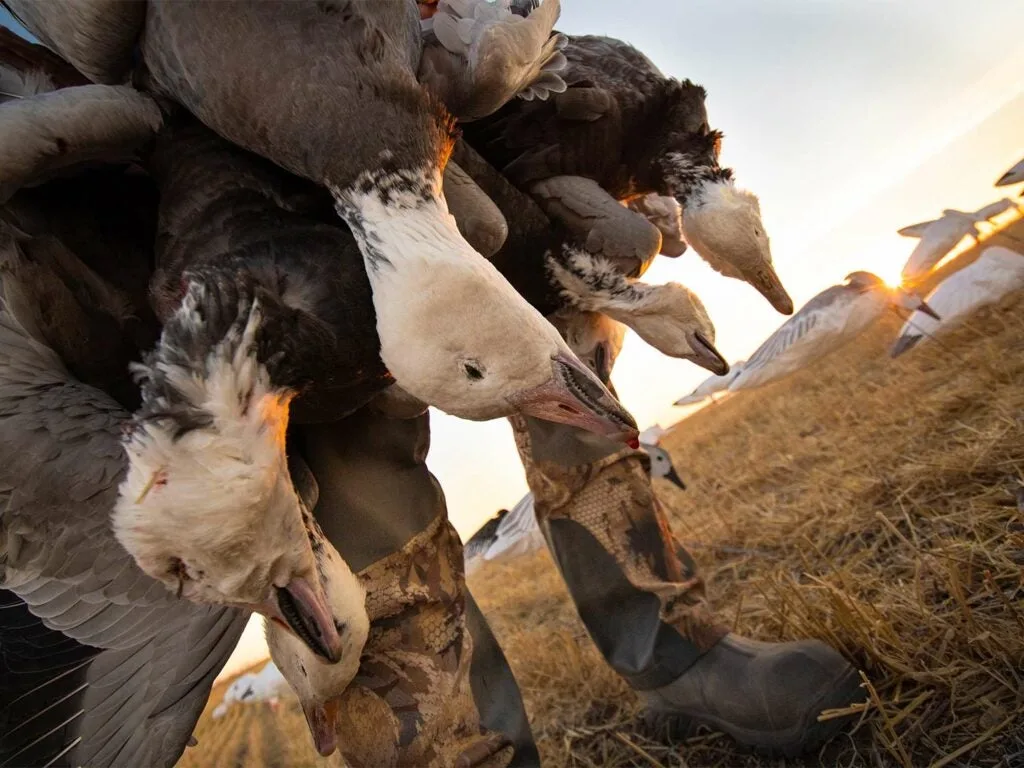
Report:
995,156,1024,187
463,34,795,314
452,139,729,373
900,200,1021,283
131,2,635,438
730,272,939,392
464,439,686,572
211,660,289,720
892,245,1024,357
673,361,745,406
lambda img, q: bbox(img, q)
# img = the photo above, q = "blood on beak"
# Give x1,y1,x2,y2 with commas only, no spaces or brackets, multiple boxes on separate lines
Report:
302,699,341,757
508,354,638,442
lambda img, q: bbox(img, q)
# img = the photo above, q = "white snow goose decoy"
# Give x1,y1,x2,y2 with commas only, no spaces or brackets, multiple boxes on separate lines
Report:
729,272,939,392
891,245,1024,357
673,361,745,406
464,441,685,572
131,2,637,438
463,34,795,314
900,199,1022,284
451,139,730,375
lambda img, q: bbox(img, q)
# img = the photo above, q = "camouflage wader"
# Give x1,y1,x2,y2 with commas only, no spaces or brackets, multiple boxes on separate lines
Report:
294,406,537,768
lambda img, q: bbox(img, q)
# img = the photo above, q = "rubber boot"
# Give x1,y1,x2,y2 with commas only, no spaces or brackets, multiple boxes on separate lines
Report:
510,415,865,757
293,404,539,767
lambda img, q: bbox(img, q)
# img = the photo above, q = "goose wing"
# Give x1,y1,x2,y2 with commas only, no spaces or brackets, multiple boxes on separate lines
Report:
0,232,245,768
729,287,851,390
0,82,163,204
419,0,566,120
2,0,145,84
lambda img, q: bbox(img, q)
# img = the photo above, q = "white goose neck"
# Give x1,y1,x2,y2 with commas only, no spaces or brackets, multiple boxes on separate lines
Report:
331,163,479,278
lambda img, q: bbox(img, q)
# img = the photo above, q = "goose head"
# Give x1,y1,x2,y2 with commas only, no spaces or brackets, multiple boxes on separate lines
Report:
643,443,686,490
554,310,626,388
335,172,638,441
677,181,794,315
548,249,728,374
113,282,343,663
266,527,369,758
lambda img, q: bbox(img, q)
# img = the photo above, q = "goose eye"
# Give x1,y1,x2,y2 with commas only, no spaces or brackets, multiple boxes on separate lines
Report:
462,361,485,380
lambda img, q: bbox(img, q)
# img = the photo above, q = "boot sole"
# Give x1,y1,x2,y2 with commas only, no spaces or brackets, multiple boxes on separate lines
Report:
644,665,865,759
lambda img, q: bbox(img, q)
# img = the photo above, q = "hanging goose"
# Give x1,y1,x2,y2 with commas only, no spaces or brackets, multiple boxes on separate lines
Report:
462,34,795,314
452,138,729,374
892,246,1024,357
130,2,637,438
729,272,939,392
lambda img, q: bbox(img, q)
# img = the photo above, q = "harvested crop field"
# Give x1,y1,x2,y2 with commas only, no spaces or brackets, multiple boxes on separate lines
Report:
182,287,1024,767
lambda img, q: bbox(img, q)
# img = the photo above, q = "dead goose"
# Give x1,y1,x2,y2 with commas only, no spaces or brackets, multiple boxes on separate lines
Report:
463,34,795,314
452,139,729,374
134,1,635,438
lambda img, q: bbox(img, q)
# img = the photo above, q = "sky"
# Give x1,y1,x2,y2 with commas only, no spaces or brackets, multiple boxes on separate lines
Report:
4,1,1023,678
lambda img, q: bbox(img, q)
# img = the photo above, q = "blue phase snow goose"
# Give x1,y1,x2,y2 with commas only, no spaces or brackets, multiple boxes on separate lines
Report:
462,34,795,314
132,1,636,437
451,139,729,374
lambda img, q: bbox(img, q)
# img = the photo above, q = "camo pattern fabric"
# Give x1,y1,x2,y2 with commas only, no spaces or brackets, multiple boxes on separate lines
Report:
335,516,514,768
509,415,728,656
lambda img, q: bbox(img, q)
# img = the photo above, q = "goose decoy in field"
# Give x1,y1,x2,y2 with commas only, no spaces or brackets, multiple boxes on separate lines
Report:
211,660,289,720
462,34,795,314
464,440,686,572
892,246,1024,357
265,517,369,758
729,272,940,392
995,156,1024,187
673,361,745,406
417,0,567,121
900,200,1021,283
452,139,729,374
134,2,636,438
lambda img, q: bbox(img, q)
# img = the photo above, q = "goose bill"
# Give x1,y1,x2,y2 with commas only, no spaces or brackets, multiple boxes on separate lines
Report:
302,698,341,757
917,299,941,321
664,465,686,490
751,263,794,315
262,578,344,664
687,331,730,376
508,354,639,442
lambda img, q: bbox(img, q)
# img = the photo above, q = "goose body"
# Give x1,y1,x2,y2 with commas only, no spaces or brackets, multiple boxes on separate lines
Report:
211,660,289,719
730,272,938,392
463,34,794,314
892,246,1024,357
0,213,250,768
136,0,635,440
464,441,685,572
